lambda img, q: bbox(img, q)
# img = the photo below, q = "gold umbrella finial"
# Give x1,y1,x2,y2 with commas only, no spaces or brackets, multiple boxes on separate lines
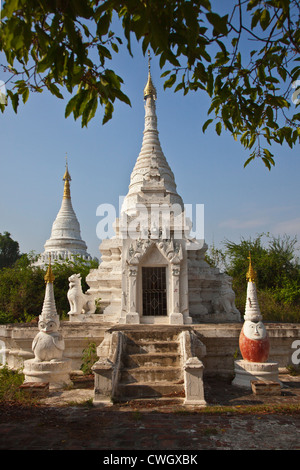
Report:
246,251,257,283
144,50,157,100
44,254,55,284
63,154,71,199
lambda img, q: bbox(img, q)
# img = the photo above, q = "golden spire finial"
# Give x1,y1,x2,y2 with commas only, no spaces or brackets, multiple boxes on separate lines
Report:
63,153,71,199
144,50,157,100
246,251,257,283
44,254,55,284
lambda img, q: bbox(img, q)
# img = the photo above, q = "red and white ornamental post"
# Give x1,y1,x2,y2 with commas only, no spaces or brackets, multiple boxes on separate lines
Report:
232,253,279,388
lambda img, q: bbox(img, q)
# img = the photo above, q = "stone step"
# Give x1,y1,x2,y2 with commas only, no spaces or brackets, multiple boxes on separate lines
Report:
116,397,184,406
120,366,182,384
125,330,181,343
116,382,184,400
123,352,180,368
126,340,179,355
115,328,185,402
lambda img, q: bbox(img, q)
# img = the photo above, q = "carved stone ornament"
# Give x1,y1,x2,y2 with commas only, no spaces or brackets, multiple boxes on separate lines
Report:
172,268,180,276
127,238,183,266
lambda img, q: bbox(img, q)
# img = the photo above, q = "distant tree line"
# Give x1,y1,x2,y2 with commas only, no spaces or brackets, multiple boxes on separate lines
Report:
0,232,98,324
206,233,300,322
0,232,21,269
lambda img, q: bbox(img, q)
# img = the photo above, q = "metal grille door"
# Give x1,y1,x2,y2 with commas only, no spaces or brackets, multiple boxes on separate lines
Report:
142,267,167,316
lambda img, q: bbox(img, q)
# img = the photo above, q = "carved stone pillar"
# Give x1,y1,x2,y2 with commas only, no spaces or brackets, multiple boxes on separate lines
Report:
169,265,184,324
124,265,140,324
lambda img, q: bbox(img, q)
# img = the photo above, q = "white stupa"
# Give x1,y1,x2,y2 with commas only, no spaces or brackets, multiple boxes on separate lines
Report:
121,57,184,216
35,159,92,267
232,253,280,388
23,258,72,389
244,254,262,322
84,53,241,325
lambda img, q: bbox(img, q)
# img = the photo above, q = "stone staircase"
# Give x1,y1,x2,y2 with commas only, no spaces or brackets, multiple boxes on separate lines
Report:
115,329,185,402
93,326,206,406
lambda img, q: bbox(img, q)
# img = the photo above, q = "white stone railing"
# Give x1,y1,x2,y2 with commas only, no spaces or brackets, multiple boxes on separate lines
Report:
92,330,125,405
180,329,207,406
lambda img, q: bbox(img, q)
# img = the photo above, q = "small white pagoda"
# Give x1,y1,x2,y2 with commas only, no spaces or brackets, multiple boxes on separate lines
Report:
232,253,280,388
23,259,72,389
35,159,92,267
84,55,240,325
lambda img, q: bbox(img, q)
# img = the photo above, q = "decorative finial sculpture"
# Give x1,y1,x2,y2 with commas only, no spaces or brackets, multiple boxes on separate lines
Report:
44,256,55,284
244,251,262,322
63,154,72,200
144,50,157,100
239,253,270,363
23,255,72,388
232,252,280,388
246,251,256,283
32,256,65,362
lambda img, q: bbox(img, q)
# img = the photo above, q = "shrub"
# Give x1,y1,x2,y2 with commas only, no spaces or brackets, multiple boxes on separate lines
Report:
0,366,25,403
80,342,98,375
207,233,300,323
0,255,98,324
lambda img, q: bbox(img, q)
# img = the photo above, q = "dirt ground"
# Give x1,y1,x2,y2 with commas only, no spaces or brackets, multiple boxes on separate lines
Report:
0,373,299,452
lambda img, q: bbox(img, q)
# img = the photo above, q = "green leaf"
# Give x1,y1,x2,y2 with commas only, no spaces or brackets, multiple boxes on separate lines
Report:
1,0,20,18
102,101,114,125
22,88,29,104
113,89,131,106
248,133,257,149
206,12,229,35
251,9,261,28
64,16,78,46
260,9,270,31
257,64,266,82
163,74,176,89
261,148,275,170
202,118,213,133
97,13,111,37
97,45,112,65
37,55,52,74
111,42,119,53
247,0,260,11
82,24,91,38
174,82,184,93
7,90,19,113
243,154,256,168
104,69,123,90
65,94,80,118
215,121,222,135
81,96,98,127
48,83,63,99
262,157,272,170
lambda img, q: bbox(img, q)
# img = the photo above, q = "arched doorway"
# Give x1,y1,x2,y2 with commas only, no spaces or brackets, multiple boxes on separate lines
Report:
142,266,167,316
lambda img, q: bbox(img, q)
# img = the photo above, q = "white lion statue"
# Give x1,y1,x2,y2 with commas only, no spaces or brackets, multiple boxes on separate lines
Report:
212,274,241,319
67,273,95,316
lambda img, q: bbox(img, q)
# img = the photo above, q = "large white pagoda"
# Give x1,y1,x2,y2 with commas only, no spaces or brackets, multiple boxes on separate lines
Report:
85,57,240,325
35,161,92,267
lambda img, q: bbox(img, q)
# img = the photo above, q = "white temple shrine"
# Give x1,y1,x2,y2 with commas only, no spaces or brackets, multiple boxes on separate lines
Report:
35,160,93,267
2,57,299,407
84,56,241,325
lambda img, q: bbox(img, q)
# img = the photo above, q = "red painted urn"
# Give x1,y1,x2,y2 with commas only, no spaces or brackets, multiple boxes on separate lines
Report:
239,320,270,363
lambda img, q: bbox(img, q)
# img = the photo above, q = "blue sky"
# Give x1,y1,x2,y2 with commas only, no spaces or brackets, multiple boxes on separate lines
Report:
0,34,299,261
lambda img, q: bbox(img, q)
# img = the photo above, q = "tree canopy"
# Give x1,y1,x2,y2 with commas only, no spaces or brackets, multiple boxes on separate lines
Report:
0,253,99,323
0,231,21,268
223,233,300,291
0,0,299,169
206,232,300,320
